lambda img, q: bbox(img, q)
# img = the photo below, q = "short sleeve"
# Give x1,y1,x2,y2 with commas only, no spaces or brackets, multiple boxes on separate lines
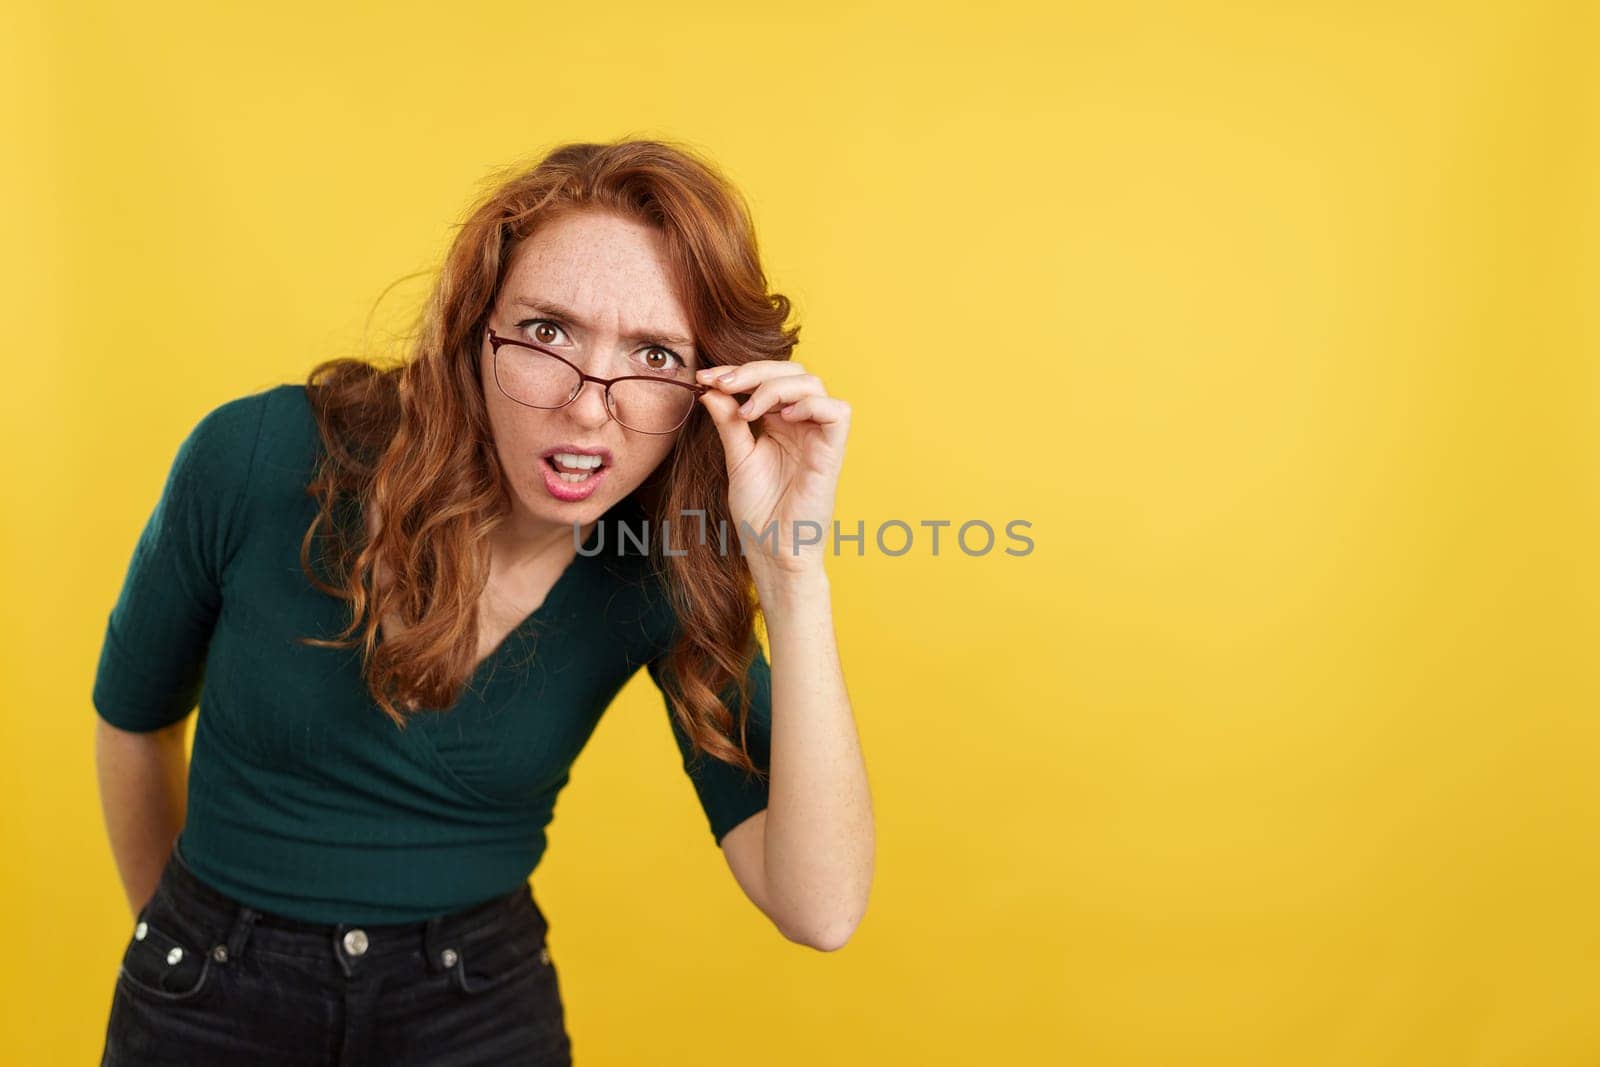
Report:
647,640,773,846
91,393,266,732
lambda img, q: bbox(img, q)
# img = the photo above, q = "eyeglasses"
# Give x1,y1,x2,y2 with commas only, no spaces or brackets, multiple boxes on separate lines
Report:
485,327,713,435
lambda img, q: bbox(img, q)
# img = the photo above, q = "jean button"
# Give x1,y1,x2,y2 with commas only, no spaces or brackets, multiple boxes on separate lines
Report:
440,948,458,967
343,929,369,956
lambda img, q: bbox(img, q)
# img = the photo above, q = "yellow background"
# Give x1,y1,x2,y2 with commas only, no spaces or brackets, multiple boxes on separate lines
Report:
3,1,1596,1063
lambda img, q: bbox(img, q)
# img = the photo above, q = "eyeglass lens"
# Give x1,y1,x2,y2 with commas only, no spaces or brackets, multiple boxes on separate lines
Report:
495,347,696,433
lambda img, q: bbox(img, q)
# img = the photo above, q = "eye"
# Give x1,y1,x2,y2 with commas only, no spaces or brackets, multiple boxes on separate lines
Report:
516,318,568,345
639,346,688,376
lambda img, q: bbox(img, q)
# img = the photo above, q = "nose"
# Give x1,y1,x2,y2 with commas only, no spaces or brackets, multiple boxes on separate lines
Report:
566,376,614,431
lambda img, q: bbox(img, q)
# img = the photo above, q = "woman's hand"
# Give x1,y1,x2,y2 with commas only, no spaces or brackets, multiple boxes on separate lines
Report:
695,360,851,579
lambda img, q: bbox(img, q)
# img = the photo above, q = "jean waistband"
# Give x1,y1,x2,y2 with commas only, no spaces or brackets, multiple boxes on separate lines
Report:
156,836,546,974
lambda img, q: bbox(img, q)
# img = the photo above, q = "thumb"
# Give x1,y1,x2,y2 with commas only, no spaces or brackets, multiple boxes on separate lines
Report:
699,388,756,470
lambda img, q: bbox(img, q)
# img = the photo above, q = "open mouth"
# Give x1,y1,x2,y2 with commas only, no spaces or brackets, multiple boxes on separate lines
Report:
544,453,608,484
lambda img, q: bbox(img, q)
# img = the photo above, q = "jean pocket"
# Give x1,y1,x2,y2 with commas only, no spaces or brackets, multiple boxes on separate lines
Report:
117,903,214,1002
450,925,552,996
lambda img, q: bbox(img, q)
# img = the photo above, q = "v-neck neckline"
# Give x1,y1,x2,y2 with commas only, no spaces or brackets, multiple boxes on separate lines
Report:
357,501,614,690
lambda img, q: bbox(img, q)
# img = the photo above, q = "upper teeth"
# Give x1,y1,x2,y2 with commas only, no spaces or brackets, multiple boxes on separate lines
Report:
552,453,603,470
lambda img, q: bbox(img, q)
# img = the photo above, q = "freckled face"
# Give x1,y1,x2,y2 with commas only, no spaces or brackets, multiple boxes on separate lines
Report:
480,209,700,533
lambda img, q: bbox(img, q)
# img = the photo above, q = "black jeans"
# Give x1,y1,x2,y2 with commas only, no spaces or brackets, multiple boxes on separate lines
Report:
99,837,573,1065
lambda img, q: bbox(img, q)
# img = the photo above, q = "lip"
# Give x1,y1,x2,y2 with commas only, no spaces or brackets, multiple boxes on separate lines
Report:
541,443,614,465
539,444,611,503
540,457,608,502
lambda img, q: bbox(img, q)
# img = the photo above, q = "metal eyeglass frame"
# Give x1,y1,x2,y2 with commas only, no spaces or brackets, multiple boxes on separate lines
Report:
485,326,713,435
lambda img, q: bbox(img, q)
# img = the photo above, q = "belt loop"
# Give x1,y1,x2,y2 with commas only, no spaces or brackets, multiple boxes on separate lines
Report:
422,913,457,974
215,905,259,966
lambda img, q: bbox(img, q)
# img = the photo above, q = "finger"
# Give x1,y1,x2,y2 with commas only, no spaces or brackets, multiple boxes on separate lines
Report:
738,374,826,421
697,387,756,469
695,360,808,395
778,395,852,425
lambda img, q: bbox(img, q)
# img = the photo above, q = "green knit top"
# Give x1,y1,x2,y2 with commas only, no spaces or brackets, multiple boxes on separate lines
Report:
92,383,771,923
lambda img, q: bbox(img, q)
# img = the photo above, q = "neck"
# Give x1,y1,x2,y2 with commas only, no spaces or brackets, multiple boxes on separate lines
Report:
490,504,598,575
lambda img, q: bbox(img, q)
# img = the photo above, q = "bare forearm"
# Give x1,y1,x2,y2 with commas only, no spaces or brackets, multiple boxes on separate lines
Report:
94,718,189,917
753,565,874,950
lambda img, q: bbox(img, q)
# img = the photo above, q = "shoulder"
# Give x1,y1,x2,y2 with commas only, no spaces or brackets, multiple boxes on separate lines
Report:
186,385,276,458
218,382,332,491
184,382,310,457
172,382,312,525
165,384,280,501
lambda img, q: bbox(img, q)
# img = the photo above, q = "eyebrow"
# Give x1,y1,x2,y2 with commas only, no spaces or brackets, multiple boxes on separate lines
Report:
510,297,695,349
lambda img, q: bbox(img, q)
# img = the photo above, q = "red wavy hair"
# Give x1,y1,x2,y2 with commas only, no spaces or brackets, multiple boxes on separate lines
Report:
293,137,799,777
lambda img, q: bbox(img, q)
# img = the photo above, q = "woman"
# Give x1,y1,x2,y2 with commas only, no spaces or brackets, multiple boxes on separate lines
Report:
93,138,874,1066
